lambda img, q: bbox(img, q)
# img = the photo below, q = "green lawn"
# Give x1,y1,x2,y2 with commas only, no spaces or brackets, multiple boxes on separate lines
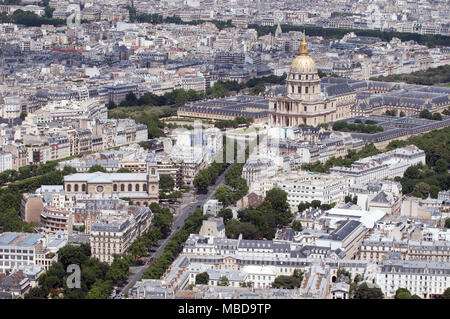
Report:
108,105,175,119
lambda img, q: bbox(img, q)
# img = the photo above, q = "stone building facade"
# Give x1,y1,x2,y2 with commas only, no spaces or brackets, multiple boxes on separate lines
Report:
63,167,159,206
268,32,355,127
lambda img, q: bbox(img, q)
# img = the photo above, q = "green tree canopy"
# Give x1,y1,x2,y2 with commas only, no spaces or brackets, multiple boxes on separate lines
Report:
195,272,209,285
159,174,175,192
88,165,107,173
292,220,303,232
395,288,412,299
218,276,229,286
353,283,384,299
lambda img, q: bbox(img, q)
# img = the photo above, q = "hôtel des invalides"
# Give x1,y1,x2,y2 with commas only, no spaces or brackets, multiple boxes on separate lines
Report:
268,32,356,127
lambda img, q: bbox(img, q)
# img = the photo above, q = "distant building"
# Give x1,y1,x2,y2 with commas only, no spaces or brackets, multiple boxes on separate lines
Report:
376,260,450,298
90,206,153,263
268,33,355,127
202,200,223,216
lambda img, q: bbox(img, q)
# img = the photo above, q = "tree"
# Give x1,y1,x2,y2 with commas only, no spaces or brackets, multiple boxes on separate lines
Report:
353,283,384,299
195,272,209,285
265,188,289,214
445,218,450,229
395,288,412,299
19,112,27,120
124,91,138,105
419,109,433,120
272,270,303,289
24,286,47,299
225,219,263,239
62,165,77,175
159,174,175,192
429,185,440,199
86,279,113,299
412,182,430,199
215,185,232,206
297,202,311,212
442,287,450,299
435,159,448,174
193,170,211,193
58,244,90,269
432,113,442,121
311,200,321,208
116,167,132,173
218,276,229,286
404,165,421,179
88,165,107,173
292,220,303,232
218,208,233,224
107,101,116,109
250,83,265,96
152,207,173,237
400,111,406,117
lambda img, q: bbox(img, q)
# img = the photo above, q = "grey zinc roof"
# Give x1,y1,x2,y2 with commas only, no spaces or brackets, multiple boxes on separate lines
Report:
370,191,390,204
64,172,149,183
330,220,363,241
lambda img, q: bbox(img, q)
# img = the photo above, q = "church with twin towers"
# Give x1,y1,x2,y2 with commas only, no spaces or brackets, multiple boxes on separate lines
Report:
268,32,355,127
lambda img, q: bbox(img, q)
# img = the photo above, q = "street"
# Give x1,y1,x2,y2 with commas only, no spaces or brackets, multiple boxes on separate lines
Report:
117,164,231,297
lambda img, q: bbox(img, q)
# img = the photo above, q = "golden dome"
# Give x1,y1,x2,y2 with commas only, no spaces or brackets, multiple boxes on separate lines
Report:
290,31,317,73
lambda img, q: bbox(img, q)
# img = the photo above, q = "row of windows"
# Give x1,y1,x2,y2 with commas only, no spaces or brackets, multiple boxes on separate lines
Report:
113,184,147,192
290,74,316,80
0,249,33,254
0,255,34,260
290,85,316,94
66,183,153,192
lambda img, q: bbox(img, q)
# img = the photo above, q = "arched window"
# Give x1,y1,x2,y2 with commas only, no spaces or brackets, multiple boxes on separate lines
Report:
82,184,86,192
305,87,309,94
120,184,125,192
152,185,155,192
128,184,132,191
151,168,155,175
135,184,140,192
143,184,147,192
113,184,117,192
74,184,79,192
67,184,71,192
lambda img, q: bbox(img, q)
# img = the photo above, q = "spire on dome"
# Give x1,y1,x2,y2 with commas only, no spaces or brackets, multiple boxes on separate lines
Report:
300,30,308,56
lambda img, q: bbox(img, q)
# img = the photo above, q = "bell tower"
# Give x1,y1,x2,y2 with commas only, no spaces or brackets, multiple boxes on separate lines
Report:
147,162,159,202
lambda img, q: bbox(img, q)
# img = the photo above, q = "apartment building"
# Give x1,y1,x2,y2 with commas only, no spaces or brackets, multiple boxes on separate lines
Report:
330,145,425,185
358,240,450,263
376,260,450,298
251,171,349,211
0,233,60,273
90,206,152,263
0,152,12,173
